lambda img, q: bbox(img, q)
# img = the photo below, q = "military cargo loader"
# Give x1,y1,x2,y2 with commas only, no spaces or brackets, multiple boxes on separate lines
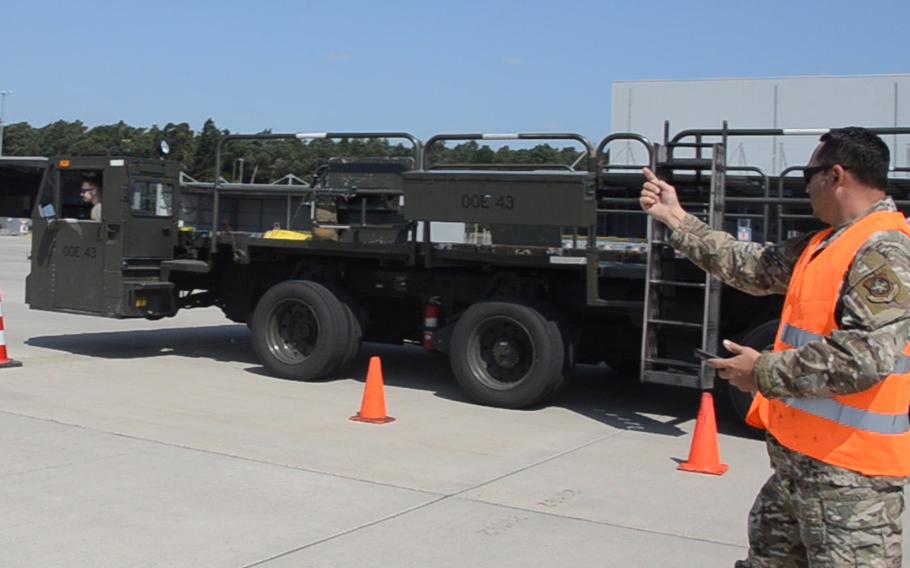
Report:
8,126,910,421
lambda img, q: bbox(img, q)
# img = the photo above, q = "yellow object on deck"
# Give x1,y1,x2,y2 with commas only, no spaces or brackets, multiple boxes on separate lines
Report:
262,229,313,241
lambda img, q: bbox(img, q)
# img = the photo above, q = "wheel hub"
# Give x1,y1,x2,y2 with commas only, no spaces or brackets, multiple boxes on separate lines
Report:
491,339,520,368
269,300,318,362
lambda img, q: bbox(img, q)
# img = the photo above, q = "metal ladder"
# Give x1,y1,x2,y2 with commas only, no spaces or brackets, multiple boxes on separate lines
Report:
639,143,726,389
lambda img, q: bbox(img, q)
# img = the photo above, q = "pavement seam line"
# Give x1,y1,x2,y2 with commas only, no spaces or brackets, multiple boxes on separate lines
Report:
455,496,745,549
0,408,441,497
240,495,449,568
0,451,135,481
447,428,626,499
2,408,673,566
245,430,630,566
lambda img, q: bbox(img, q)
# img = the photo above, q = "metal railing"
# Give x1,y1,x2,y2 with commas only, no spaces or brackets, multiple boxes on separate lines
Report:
209,132,422,252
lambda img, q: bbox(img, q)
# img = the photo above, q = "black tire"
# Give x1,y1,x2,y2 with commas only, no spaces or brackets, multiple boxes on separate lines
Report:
251,280,352,381
450,301,567,408
322,284,363,375
726,319,779,424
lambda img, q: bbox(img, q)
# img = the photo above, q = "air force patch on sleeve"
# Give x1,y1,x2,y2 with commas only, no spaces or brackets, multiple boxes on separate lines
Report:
861,274,898,303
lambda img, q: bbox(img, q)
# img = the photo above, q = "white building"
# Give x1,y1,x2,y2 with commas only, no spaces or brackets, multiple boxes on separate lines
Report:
611,75,910,174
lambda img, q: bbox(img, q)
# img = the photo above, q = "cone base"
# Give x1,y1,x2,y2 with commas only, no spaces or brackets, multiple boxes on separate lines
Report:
349,414,395,424
677,461,729,475
0,358,22,369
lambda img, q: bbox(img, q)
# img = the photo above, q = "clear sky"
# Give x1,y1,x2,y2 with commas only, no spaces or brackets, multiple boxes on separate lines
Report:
1,0,908,141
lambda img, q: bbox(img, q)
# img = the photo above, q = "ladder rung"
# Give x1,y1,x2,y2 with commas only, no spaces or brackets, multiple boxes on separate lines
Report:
644,357,700,369
641,370,702,388
669,142,716,149
647,318,703,329
658,158,714,170
649,279,705,289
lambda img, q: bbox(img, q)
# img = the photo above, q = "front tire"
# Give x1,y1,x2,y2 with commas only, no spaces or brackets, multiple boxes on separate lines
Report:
450,301,566,408
251,280,352,380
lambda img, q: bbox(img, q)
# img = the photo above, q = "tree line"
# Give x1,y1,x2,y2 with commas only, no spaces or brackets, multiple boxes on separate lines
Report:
2,119,584,182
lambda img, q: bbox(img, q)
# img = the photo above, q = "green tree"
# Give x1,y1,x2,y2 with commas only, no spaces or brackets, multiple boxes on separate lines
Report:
2,122,37,155
191,118,226,179
33,120,87,156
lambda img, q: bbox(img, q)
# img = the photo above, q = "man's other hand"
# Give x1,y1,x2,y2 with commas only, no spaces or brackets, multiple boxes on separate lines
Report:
706,339,761,393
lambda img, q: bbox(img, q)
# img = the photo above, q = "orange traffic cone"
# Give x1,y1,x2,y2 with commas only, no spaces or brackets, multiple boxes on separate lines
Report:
350,356,394,424
678,392,727,475
0,290,22,369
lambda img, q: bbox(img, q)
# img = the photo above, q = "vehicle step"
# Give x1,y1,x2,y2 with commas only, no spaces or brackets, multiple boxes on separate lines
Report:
641,369,702,388
647,318,703,329
648,279,705,288
160,259,210,273
644,357,700,369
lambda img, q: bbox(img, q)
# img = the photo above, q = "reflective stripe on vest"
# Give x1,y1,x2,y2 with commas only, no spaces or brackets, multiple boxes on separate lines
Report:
781,323,910,375
778,322,910,435
780,323,825,348
782,397,910,435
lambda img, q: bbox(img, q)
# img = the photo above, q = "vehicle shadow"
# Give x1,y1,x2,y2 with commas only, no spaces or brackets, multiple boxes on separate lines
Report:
290,342,756,439
28,326,757,439
26,324,259,364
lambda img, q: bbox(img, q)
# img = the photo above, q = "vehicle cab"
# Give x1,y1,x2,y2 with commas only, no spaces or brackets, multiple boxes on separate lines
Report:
21,156,182,318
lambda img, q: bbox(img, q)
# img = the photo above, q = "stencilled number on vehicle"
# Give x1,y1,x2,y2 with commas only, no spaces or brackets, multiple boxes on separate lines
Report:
62,245,81,258
461,194,490,209
460,194,514,210
60,246,97,260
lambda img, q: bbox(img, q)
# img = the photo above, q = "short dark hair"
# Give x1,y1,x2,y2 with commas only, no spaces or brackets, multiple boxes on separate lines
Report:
817,127,890,189
82,173,102,190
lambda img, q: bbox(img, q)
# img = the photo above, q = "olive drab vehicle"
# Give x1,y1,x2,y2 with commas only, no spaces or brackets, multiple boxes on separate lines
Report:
5,125,910,423
24,156,182,317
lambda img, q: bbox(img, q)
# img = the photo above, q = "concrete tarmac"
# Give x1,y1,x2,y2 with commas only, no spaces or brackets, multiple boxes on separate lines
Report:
0,237,903,567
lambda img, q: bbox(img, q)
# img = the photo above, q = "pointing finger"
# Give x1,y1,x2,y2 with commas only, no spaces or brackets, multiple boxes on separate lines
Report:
643,181,662,194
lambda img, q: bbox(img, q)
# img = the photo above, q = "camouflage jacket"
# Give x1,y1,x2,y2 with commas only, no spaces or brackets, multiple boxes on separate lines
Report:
669,197,910,398
669,198,910,483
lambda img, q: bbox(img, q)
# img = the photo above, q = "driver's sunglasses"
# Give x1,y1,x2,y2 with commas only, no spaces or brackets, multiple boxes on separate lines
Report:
802,164,839,184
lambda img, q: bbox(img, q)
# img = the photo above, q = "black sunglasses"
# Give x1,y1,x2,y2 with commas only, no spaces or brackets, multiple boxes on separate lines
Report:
802,164,833,184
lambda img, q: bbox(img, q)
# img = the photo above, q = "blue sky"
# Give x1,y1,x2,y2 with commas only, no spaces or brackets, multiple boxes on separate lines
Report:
1,0,908,141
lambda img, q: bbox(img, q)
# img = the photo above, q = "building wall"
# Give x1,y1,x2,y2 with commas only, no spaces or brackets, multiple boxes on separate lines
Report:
610,75,910,174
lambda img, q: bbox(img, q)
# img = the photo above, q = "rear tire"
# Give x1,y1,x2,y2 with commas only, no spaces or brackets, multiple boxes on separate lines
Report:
450,301,567,408
323,284,363,375
251,280,352,380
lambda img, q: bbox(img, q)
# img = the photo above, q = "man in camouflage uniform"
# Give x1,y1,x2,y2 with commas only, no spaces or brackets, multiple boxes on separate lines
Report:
640,127,910,566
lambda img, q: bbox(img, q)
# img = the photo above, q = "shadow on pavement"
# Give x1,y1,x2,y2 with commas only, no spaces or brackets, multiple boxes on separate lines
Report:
27,325,258,364
28,326,759,439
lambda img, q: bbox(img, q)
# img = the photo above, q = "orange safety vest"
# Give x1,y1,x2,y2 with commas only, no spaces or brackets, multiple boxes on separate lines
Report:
746,211,910,477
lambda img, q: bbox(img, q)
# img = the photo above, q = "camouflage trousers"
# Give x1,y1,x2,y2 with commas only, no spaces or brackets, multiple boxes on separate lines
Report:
735,470,904,567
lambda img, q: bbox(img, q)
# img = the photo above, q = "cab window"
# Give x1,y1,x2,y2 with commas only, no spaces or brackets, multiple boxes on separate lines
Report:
130,181,173,217
59,169,103,220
